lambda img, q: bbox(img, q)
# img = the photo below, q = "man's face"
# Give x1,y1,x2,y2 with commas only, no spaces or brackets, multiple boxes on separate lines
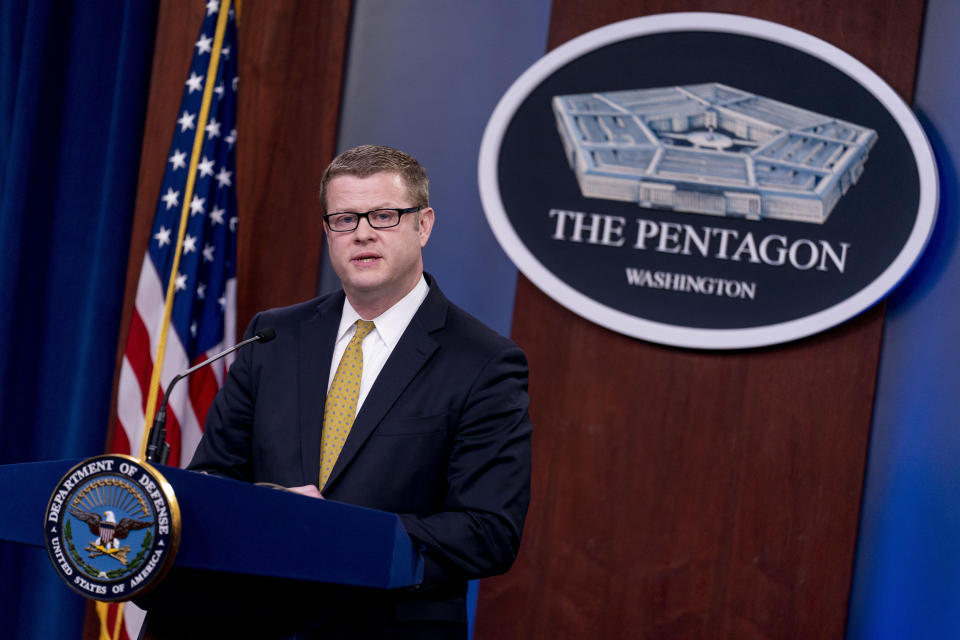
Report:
324,171,434,314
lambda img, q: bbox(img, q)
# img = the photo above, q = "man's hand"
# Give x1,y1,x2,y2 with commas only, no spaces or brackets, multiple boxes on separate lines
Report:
287,485,324,499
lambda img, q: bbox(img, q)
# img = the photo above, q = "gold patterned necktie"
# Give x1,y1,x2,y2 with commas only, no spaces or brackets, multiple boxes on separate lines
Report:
319,319,375,489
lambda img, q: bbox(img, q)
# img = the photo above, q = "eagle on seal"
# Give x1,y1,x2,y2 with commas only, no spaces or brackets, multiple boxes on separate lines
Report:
69,507,153,550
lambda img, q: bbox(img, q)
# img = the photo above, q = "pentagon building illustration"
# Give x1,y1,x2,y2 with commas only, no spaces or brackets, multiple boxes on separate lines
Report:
552,83,877,224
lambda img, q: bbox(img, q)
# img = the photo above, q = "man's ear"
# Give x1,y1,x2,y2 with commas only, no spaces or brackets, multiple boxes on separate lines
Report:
418,207,435,247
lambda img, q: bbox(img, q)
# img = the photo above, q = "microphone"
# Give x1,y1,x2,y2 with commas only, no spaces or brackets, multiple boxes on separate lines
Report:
145,328,277,464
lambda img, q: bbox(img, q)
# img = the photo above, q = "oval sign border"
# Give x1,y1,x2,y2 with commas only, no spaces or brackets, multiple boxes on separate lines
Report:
478,12,938,349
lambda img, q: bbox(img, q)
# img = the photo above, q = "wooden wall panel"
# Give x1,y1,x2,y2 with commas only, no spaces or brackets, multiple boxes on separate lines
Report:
233,0,351,330
475,1,925,639
106,0,351,447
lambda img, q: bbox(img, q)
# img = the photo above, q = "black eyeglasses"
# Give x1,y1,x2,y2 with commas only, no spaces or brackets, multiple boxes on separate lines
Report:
323,206,422,232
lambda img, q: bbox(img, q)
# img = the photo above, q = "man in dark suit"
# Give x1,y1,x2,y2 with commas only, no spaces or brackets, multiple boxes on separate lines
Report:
186,145,532,638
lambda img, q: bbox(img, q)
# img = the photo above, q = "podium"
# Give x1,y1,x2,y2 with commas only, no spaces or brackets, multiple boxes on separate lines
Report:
0,459,423,630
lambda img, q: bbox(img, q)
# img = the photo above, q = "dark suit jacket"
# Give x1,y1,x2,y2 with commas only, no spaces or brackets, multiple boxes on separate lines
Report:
187,275,532,631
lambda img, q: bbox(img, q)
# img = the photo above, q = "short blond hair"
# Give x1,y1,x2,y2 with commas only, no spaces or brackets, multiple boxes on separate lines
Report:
319,145,429,212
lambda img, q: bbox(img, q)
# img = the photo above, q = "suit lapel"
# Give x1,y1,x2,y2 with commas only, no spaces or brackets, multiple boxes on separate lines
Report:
298,292,344,486
322,280,447,491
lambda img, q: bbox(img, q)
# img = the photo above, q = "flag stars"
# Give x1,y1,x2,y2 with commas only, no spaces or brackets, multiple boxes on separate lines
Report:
154,225,172,248
215,168,233,188
190,195,206,216
177,110,196,132
196,34,213,55
197,155,215,178
161,188,180,210
185,72,204,94
168,149,187,171
130,8,236,438
205,117,221,139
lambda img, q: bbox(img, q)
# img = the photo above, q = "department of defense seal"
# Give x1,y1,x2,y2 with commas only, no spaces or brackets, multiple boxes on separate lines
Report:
44,455,181,602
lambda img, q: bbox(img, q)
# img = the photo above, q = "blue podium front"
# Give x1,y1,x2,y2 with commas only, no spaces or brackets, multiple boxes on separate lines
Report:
0,459,423,599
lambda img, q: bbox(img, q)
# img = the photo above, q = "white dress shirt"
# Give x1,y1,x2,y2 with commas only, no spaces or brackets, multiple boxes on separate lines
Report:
327,275,429,412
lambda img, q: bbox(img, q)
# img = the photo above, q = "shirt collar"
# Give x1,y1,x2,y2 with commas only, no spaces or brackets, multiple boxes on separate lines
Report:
336,275,429,347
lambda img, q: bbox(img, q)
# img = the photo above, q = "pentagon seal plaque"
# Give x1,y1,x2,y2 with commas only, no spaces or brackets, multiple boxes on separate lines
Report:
479,12,938,349
44,455,181,602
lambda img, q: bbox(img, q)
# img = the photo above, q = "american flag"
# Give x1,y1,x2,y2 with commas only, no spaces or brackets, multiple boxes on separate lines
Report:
103,2,238,637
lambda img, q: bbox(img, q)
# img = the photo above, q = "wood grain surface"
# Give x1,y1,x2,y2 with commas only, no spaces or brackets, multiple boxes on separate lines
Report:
105,0,352,454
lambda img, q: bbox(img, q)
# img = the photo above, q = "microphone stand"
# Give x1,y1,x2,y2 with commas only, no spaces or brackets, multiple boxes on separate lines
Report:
145,329,275,464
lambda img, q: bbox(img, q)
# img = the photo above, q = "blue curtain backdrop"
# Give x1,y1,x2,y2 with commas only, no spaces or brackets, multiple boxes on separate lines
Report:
847,0,960,636
0,1,157,637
